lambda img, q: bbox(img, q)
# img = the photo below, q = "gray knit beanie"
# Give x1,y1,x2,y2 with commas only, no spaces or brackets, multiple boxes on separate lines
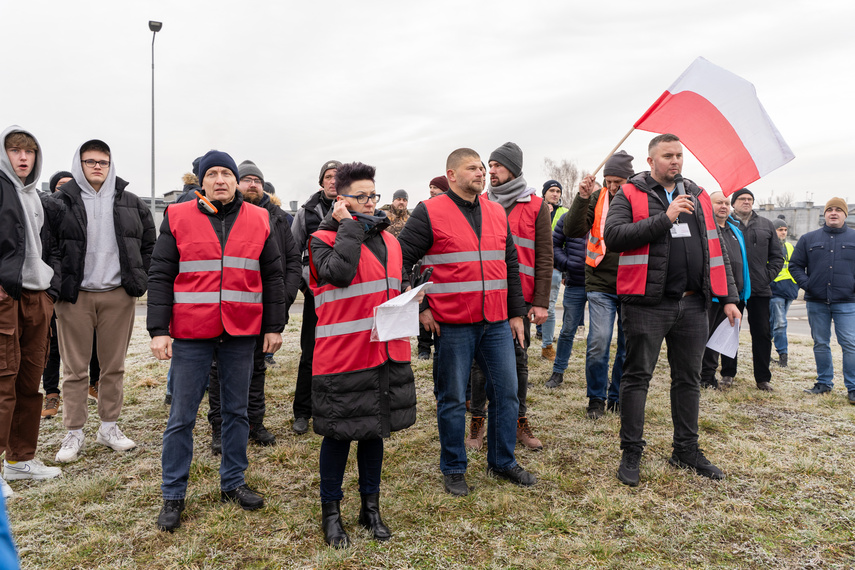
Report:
603,150,634,179
238,160,264,183
489,142,523,178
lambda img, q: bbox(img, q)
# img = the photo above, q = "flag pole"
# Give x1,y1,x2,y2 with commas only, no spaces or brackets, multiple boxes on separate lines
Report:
591,127,635,178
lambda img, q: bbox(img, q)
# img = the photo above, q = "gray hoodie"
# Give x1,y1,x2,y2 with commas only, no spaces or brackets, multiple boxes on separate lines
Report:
70,142,121,291
0,125,53,291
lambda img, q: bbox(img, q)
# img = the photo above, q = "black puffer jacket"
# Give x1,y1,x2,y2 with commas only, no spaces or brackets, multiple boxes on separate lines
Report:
309,210,416,441
0,172,64,300
552,213,586,287
604,172,738,308
256,192,302,320
52,177,156,302
146,191,286,338
291,190,334,291
727,211,783,297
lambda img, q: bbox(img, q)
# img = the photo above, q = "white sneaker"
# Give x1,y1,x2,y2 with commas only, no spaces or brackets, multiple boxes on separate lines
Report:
55,431,85,463
1,476,12,498
95,425,136,452
3,459,62,480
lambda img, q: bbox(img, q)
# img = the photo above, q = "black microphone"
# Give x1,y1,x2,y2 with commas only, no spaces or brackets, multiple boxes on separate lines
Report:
673,173,685,196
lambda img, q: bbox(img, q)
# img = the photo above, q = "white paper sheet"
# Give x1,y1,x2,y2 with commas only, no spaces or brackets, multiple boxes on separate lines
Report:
705,317,741,358
371,282,432,342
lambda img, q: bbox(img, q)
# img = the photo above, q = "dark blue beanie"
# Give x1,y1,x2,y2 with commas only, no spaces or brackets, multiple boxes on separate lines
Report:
542,179,562,196
198,150,238,182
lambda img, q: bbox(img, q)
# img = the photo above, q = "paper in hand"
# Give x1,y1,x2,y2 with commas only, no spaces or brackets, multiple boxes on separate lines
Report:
705,317,741,359
370,282,432,342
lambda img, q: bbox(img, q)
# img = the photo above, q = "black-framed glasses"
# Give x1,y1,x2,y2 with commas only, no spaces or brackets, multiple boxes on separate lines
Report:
81,159,110,168
241,176,262,186
341,193,380,204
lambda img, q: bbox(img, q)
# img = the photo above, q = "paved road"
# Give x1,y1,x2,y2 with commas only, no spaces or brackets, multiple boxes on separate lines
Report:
137,299,813,337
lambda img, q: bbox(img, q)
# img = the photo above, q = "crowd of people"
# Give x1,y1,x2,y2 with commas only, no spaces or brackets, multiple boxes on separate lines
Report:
1,124,854,553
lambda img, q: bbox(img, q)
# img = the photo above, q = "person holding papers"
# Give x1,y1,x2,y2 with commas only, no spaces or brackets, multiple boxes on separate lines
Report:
307,162,416,548
700,191,751,389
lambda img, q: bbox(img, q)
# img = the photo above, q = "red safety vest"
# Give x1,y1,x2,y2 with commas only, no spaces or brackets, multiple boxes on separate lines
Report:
168,200,270,339
422,193,508,324
507,197,542,303
617,184,729,297
309,228,410,376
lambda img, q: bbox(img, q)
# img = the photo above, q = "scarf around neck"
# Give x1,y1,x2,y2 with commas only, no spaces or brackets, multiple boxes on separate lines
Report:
487,174,535,209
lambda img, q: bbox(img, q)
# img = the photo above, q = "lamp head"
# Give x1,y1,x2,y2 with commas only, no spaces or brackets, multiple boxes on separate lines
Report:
149,21,163,32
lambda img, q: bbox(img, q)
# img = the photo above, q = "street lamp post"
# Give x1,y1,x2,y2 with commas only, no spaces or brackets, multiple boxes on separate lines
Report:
149,20,162,222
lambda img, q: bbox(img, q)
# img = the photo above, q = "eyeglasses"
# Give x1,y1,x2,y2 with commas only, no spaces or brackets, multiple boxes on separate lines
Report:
341,193,381,204
241,176,263,186
81,159,110,168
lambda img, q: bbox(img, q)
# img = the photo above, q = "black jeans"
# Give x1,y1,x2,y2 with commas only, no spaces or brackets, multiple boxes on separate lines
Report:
417,322,435,355
208,335,266,428
293,291,317,419
701,300,744,385
619,295,707,452
470,310,530,419
319,437,383,502
745,296,772,384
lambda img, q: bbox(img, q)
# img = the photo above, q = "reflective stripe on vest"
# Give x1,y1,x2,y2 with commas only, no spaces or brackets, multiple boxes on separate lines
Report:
617,184,729,297
508,197,541,303
421,193,509,324
586,189,610,268
774,241,796,283
168,200,270,339
309,228,410,376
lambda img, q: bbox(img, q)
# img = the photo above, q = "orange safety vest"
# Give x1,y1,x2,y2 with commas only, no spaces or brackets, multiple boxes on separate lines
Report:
168,200,270,339
617,184,729,297
507,196,542,303
309,228,410,376
422,193,508,324
586,189,610,268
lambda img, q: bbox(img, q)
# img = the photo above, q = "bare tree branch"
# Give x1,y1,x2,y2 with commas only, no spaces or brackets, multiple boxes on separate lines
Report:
543,158,581,205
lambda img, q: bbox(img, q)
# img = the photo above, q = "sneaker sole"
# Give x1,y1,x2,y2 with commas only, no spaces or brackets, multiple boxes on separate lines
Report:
55,452,81,463
486,469,536,487
4,469,62,481
95,437,136,452
221,497,264,511
617,470,639,487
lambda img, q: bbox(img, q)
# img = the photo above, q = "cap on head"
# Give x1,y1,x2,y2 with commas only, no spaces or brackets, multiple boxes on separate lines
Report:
489,142,523,178
603,150,634,179
49,170,73,193
730,188,754,205
191,156,203,178
541,179,562,197
429,176,449,192
825,197,848,216
80,139,111,156
773,218,788,229
319,160,342,186
238,160,264,183
263,181,275,195
198,150,239,182
393,189,408,201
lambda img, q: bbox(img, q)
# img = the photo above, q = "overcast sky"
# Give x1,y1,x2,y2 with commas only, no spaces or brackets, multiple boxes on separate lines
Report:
5,0,853,209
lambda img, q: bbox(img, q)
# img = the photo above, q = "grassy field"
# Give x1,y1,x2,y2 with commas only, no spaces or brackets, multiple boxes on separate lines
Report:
7,315,855,569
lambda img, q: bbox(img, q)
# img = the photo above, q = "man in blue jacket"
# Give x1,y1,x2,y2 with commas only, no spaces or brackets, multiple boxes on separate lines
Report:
789,198,855,404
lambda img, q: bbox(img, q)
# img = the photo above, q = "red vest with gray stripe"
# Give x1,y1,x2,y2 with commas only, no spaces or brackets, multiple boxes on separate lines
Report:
507,196,542,303
309,229,410,376
422,193,508,323
168,200,270,339
617,184,729,297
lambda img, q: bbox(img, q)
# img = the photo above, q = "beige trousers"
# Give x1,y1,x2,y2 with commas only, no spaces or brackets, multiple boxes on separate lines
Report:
55,288,135,431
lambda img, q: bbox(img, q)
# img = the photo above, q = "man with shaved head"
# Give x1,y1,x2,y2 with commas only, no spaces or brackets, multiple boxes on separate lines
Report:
398,148,536,496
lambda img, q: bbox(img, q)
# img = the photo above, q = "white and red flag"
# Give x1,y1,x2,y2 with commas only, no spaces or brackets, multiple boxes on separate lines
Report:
634,57,794,196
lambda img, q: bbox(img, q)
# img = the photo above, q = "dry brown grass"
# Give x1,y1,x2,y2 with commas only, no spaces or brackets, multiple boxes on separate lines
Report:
8,316,855,569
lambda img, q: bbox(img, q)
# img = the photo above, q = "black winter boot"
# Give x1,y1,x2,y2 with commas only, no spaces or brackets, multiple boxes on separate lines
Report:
321,501,350,548
357,492,391,541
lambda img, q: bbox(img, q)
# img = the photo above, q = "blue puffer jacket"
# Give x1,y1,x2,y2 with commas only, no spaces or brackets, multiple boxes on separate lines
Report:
552,213,587,287
790,225,855,303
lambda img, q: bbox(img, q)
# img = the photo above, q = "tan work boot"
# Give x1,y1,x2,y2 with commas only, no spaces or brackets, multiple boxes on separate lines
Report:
465,416,485,451
517,416,543,450
42,394,60,418
541,345,556,361
88,381,99,403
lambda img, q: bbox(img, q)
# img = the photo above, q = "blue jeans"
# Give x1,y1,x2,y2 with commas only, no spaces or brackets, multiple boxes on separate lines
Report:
165,362,173,397
769,297,793,356
162,336,255,500
541,269,562,347
584,292,624,403
434,321,519,474
806,301,855,392
552,285,587,374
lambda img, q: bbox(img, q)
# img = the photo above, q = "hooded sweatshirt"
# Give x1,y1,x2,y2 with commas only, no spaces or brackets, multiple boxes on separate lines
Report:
70,143,122,291
0,125,53,291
